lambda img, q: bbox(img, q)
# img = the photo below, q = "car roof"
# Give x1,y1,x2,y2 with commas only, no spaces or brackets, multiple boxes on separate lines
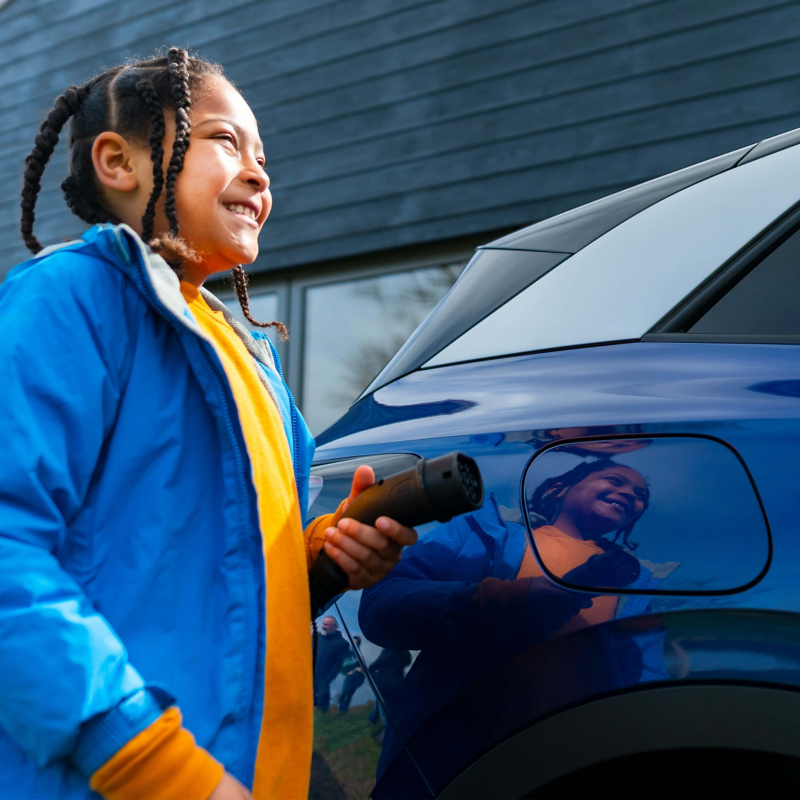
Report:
482,146,751,254
483,126,800,255
361,126,800,398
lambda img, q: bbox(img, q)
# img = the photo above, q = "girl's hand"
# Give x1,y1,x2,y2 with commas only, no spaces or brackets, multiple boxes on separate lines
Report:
323,465,418,590
208,771,253,800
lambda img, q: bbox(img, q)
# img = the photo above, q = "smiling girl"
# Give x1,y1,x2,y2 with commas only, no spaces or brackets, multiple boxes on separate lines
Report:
0,49,416,800
522,459,650,628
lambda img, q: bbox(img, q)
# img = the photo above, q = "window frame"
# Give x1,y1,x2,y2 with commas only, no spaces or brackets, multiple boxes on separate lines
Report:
290,253,470,418
214,279,291,366
645,200,800,344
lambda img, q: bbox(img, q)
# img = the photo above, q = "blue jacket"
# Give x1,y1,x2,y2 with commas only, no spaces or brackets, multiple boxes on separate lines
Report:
0,224,315,798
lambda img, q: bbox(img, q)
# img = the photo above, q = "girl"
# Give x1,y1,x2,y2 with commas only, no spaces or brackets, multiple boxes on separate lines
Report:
1,49,416,800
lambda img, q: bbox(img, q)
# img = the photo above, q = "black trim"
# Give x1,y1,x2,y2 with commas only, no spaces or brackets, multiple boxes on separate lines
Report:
438,683,800,799
649,201,800,334
362,249,569,398
520,433,773,597
643,333,800,345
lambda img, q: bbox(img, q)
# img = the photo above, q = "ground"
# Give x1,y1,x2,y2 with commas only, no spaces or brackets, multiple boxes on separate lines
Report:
309,701,384,800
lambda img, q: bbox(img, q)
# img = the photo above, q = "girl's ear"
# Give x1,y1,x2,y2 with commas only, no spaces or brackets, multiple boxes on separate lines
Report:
91,132,141,193
546,481,569,500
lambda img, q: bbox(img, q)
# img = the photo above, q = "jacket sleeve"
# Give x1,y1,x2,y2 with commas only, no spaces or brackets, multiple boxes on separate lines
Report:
0,251,169,771
359,517,479,650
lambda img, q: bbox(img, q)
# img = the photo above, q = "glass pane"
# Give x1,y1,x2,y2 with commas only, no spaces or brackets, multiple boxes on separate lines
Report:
363,250,567,397
223,292,280,345
691,227,800,334
303,265,463,436
427,142,800,368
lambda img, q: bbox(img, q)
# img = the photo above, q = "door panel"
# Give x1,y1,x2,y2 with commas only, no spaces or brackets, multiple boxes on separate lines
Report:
314,339,800,796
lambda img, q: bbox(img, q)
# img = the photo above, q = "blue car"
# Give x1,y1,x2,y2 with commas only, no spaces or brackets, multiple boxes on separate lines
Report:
307,127,800,799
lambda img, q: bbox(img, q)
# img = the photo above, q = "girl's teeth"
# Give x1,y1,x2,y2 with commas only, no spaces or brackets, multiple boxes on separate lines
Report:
225,203,256,220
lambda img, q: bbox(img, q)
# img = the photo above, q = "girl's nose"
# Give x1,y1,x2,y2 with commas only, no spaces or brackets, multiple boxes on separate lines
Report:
243,162,269,193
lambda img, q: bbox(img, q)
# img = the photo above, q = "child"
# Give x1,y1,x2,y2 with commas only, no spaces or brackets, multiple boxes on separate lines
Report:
0,49,416,800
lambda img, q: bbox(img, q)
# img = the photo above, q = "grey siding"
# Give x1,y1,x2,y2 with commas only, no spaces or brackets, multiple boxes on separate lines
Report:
2,0,800,275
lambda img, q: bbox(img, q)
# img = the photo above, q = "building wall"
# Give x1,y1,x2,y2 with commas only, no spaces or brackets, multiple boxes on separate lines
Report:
2,0,800,274
2,0,800,430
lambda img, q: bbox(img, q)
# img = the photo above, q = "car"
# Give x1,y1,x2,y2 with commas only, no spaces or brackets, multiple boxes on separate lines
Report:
306,126,800,799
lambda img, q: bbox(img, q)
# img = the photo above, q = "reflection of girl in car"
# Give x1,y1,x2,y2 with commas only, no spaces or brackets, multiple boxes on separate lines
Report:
522,459,650,631
359,460,666,796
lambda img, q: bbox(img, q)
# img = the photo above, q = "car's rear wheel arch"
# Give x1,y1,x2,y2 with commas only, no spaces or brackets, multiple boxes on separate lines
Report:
437,684,800,799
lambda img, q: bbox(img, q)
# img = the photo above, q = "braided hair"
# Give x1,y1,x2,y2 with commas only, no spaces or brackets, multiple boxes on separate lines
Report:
526,459,650,550
19,48,286,337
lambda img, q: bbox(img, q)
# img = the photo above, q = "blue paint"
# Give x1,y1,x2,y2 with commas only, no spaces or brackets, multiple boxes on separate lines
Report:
317,339,800,795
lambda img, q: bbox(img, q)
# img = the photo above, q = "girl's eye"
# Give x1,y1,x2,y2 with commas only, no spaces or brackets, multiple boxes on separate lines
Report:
216,134,237,147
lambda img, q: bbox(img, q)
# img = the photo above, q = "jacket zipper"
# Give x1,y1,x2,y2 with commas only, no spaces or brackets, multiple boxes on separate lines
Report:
194,341,263,781
266,340,302,490
123,232,263,782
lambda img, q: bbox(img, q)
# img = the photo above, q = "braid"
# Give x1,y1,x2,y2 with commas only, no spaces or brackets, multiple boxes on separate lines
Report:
165,47,191,237
61,71,122,229
20,85,90,254
62,173,116,226
231,264,289,340
136,79,166,243
21,51,225,262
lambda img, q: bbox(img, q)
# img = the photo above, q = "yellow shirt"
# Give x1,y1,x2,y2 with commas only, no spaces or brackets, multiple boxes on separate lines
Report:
182,284,312,799
518,525,618,631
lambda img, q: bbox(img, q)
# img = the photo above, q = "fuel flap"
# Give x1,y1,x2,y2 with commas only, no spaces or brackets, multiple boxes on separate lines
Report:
522,436,770,594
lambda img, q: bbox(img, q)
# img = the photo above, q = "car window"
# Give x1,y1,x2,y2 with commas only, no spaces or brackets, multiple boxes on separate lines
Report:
425,143,800,368
360,249,567,397
690,226,800,335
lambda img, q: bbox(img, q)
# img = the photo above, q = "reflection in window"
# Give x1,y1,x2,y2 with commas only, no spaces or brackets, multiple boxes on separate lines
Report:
302,264,464,435
223,292,280,345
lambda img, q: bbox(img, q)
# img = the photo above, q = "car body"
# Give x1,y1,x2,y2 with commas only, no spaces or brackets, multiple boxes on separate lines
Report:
307,127,800,799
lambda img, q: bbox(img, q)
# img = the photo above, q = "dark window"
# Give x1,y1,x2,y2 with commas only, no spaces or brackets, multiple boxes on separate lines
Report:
690,227,800,335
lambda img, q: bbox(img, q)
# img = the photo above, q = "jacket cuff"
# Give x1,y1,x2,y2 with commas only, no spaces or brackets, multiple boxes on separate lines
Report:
304,499,348,570
69,685,175,777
